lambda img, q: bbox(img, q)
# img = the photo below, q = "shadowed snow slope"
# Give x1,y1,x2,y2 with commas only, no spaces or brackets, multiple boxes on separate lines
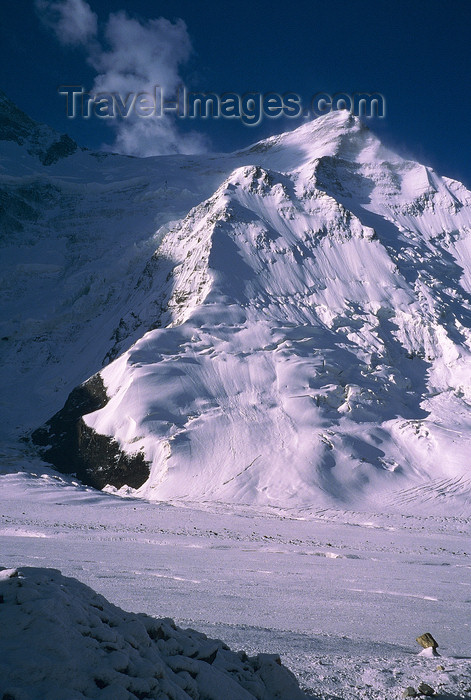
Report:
0,566,308,700
2,96,471,510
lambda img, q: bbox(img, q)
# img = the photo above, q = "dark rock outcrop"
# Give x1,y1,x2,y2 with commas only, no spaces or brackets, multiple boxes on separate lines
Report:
32,374,150,490
41,133,77,165
0,89,78,165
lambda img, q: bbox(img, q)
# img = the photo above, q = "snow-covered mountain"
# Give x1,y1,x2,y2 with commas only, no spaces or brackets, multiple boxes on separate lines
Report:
2,93,471,511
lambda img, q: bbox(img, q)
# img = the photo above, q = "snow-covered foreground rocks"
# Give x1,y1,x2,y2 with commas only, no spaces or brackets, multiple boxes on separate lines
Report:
0,566,308,700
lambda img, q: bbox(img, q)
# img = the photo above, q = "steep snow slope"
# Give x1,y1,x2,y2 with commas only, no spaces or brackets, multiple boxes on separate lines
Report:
2,98,471,510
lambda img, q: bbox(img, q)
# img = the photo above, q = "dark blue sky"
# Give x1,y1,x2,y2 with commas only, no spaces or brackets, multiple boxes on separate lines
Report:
1,0,470,185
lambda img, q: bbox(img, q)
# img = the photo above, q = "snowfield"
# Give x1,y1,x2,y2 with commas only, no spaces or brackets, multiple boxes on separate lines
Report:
1,466,471,699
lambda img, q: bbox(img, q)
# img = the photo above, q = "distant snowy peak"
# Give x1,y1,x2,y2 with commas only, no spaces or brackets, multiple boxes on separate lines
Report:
0,89,78,165
245,110,471,218
240,110,371,166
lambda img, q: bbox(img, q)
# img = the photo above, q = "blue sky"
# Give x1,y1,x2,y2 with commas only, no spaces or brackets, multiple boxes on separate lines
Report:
1,0,470,185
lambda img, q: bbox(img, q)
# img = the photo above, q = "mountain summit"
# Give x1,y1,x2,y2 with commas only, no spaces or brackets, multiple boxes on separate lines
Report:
2,98,471,511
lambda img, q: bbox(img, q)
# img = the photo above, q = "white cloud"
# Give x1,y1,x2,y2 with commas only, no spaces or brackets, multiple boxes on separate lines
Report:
91,13,190,95
88,11,208,155
36,2,208,155
35,0,97,46
110,115,209,158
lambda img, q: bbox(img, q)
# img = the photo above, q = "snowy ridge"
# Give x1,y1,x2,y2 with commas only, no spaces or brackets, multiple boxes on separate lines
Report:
2,101,471,511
